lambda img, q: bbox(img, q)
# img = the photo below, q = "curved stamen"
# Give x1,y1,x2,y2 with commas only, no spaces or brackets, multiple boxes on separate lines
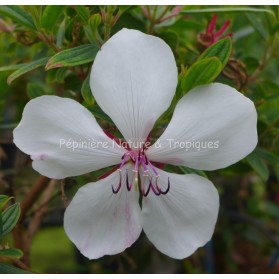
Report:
114,149,170,197
141,156,149,175
144,154,148,165
142,178,151,197
118,154,129,171
149,177,161,196
112,170,122,194
146,160,159,176
126,169,133,191
155,176,170,195
141,169,149,196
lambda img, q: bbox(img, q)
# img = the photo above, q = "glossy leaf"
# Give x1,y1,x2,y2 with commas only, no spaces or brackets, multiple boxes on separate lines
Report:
199,38,232,66
27,82,45,99
245,13,267,40
0,195,9,205
25,6,42,30
247,152,269,182
255,148,279,165
65,17,75,42
75,6,90,23
181,57,222,93
0,63,28,72
88,14,102,32
41,5,64,31
0,195,12,211
7,57,49,85
56,68,68,82
182,7,275,18
45,44,99,70
0,248,23,259
178,166,208,178
81,75,94,105
118,5,134,14
258,100,279,124
83,25,96,44
0,6,35,30
0,262,31,274
57,19,66,48
86,105,114,125
88,14,102,44
1,203,21,236
262,201,279,220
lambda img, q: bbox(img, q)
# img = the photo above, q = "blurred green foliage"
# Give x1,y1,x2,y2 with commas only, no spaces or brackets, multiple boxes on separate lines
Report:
0,195,23,271
0,5,279,274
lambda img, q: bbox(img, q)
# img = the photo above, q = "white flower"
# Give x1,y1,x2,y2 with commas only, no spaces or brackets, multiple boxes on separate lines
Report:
13,28,257,260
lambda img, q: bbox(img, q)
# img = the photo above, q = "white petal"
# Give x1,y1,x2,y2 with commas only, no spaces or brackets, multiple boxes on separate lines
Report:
146,83,258,170
90,28,177,145
141,167,219,259
13,96,125,179
64,164,142,259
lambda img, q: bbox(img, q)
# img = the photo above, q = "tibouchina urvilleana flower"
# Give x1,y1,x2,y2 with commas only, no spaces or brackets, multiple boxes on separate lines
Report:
13,28,257,260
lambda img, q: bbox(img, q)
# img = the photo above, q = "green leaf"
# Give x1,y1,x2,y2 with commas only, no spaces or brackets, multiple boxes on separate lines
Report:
0,248,23,259
271,22,279,34
45,44,99,70
0,262,31,274
75,6,90,23
0,63,28,72
7,57,49,85
88,14,102,44
57,19,66,48
0,195,13,211
247,152,269,181
88,14,102,32
178,166,208,178
26,82,45,99
275,164,279,183
0,6,35,30
1,203,20,236
0,195,12,233
0,72,11,95
0,123,18,130
83,25,96,44
199,38,232,66
258,101,279,124
182,7,275,18
254,148,279,165
118,5,134,14
56,68,68,82
65,17,75,42
87,105,114,125
81,75,94,105
262,201,279,220
41,5,65,31
245,13,267,40
25,6,42,30
0,195,9,206
181,57,222,93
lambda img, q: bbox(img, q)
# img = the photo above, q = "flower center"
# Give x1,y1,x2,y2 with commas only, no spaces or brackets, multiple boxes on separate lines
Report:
111,149,170,197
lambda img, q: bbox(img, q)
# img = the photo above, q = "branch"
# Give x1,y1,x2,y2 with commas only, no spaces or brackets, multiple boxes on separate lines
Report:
27,179,57,243
13,175,50,265
19,176,50,222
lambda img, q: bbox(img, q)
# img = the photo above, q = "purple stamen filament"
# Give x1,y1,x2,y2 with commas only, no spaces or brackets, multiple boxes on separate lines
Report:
111,149,170,197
